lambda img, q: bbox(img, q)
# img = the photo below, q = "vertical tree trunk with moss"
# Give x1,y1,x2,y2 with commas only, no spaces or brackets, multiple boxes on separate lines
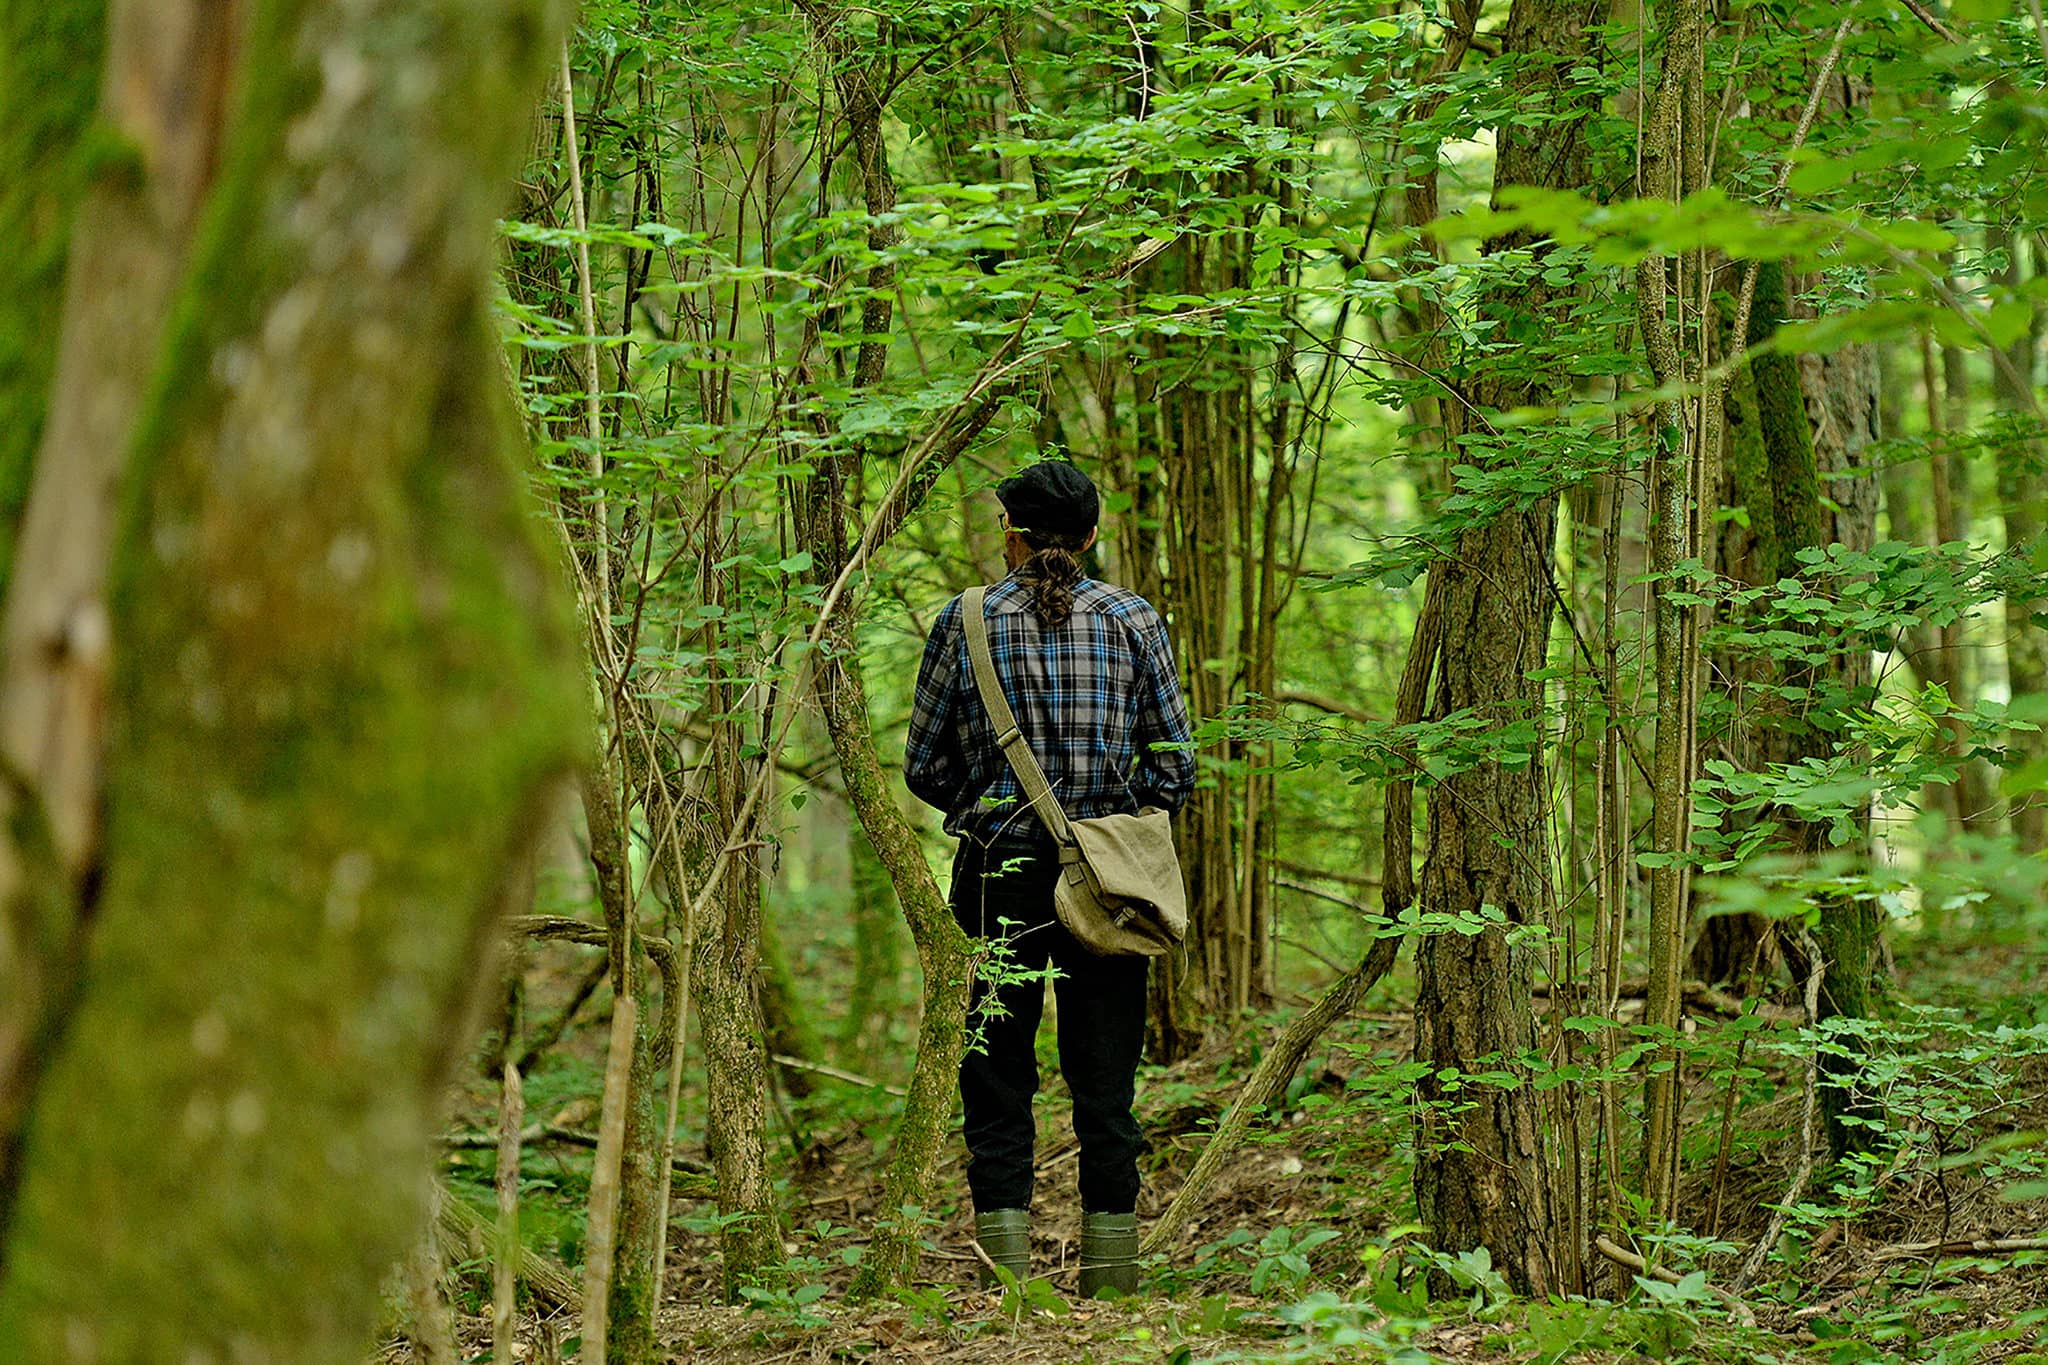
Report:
0,0,245,1195
1754,258,1884,1156
0,0,104,593
816,630,974,1299
672,675,783,1299
1692,325,1777,985
788,0,976,1295
0,1,580,1356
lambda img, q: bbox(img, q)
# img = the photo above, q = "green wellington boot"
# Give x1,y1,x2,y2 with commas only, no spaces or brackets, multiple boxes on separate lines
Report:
973,1209,1031,1288
1078,1212,1141,1298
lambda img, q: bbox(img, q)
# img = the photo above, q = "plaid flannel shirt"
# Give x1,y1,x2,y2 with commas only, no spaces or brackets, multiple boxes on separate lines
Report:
904,573,1196,849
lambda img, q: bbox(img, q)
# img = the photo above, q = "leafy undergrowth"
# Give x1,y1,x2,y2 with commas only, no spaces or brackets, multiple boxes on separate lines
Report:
392,925,2048,1364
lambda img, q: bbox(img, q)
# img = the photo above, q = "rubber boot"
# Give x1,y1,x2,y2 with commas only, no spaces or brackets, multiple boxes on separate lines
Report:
1078,1211,1141,1298
973,1209,1030,1288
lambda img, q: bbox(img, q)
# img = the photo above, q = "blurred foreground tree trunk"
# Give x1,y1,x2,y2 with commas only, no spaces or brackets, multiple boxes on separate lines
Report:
0,0,579,1357
0,0,105,593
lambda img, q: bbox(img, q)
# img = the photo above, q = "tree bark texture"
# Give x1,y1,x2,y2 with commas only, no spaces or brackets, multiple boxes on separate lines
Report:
1412,505,1564,1299
1409,0,1594,1298
1632,0,1708,1222
1798,320,1886,1157
0,2,580,1357
657,711,783,1301
1745,255,1885,1157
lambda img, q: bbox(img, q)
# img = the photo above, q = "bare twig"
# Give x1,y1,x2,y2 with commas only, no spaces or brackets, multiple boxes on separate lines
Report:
1900,0,1963,45
1729,18,1852,356
1736,933,1827,1292
1275,689,1376,724
1879,1235,2048,1260
559,41,614,673
1595,1235,1757,1327
770,1053,907,1097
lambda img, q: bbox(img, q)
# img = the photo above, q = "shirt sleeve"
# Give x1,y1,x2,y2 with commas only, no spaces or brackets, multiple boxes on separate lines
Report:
903,596,966,813
1129,602,1196,812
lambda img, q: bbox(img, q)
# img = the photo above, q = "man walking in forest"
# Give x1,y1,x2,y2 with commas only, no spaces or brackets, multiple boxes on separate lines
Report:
904,460,1195,1297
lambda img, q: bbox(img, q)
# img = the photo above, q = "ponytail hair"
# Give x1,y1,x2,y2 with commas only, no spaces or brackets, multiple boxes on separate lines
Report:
1014,533,1089,630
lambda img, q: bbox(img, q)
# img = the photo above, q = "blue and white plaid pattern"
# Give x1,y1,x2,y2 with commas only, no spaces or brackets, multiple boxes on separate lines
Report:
905,574,1196,848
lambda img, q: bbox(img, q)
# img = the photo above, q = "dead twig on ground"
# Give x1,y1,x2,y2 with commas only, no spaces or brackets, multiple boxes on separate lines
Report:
1595,1235,1757,1328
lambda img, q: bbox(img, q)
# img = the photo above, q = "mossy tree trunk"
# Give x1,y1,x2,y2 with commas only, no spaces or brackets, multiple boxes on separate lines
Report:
659,608,782,1299
0,0,232,1199
0,0,580,1357
1753,258,1885,1157
817,630,973,1299
687,815,783,1298
1691,317,1777,986
791,0,976,1298
0,0,105,593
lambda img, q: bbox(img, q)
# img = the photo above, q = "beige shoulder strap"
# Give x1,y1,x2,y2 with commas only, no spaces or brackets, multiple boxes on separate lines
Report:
961,585,1074,845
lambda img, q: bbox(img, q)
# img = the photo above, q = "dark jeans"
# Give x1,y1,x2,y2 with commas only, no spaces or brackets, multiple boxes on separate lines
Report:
950,840,1150,1215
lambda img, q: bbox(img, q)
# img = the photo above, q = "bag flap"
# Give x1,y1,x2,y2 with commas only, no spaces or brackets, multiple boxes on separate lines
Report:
1068,809,1186,932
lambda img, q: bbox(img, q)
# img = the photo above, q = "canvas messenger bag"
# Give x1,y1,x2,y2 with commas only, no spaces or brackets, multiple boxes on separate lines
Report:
961,585,1188,958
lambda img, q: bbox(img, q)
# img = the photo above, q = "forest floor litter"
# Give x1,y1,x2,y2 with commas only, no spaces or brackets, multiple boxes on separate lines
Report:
395,932,2048,1363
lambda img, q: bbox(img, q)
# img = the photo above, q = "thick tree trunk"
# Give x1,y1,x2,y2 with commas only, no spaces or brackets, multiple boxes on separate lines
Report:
1750,253,1886,1157
1406,0,1591,1297
672,717,783,1299
0,1,579,1356
1413,505,1565,1298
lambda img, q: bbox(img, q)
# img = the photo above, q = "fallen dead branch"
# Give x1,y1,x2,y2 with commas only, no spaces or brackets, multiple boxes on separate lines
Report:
438,1186,580,1311
1594,1235,1757,1328
1877,1235,2048,1260
439,1124,715,1195
1142,937,1399,1255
